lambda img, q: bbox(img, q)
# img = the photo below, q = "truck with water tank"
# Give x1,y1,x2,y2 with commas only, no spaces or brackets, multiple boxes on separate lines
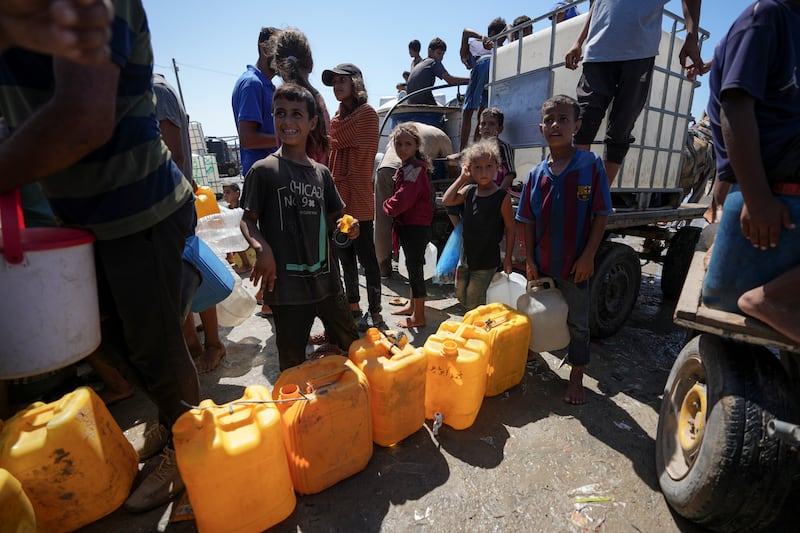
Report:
379,6,800,529
377,2,710,339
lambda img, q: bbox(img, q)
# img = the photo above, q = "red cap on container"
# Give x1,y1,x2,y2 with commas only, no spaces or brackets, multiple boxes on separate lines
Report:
1,190,94,265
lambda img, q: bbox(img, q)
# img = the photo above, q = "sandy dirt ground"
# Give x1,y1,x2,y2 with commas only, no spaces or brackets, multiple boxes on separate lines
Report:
19,253,794,533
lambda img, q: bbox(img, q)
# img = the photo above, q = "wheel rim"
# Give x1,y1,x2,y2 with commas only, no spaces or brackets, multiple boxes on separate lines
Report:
678,383,707,456
662,355,707,480
599,263,632,316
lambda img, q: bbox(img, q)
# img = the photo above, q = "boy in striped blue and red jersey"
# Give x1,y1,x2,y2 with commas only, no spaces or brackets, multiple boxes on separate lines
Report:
515,94,612,405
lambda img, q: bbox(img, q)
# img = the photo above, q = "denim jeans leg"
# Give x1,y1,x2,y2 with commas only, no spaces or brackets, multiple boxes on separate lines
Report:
555,277,591,366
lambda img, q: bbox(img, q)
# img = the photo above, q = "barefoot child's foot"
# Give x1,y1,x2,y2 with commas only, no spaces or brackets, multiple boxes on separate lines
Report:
398,298,426,328
563,365,586,405
737,268,800,344
186,338,204,359
390,305,413,316
196,343,227,374
397,317,425,328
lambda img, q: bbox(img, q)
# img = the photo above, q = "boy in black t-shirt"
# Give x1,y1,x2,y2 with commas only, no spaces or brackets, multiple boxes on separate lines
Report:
241,83,359,370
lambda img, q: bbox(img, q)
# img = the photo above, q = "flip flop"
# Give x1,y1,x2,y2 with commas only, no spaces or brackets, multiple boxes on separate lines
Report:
389,297,408,306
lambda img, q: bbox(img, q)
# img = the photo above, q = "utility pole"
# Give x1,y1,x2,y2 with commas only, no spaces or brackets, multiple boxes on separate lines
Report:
172,58,186,109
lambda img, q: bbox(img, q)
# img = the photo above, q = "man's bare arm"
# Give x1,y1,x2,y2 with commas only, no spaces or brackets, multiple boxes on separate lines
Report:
0,57,117,193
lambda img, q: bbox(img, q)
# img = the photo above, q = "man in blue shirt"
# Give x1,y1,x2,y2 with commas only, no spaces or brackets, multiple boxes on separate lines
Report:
232,26,279,176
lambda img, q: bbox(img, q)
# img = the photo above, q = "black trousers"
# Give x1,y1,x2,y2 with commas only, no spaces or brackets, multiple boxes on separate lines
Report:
271,293,359,371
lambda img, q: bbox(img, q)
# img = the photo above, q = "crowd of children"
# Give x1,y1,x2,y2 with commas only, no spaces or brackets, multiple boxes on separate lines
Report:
23,3,800,521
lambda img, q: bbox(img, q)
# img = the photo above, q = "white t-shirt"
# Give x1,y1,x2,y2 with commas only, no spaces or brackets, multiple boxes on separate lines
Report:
584,0,668,62
469,39,492,59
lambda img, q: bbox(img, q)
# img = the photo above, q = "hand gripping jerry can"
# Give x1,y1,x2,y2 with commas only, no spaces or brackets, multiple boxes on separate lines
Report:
349,328,427,446
172,385,295,533
463,303,532,396
423,321,490,430
273,356,372,495
516,277,570,353
0,387,138,532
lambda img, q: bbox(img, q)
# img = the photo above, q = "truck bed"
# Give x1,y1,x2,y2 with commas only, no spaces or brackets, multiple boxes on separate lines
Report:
606,203,707,230
674,250,800,353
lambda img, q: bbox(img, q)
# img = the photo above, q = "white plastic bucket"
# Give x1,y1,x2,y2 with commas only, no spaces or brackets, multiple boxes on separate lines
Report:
398,242,437,281
0,190,101,378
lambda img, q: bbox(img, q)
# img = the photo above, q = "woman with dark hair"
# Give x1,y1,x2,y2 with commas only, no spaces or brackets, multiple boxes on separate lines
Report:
270,28,330,164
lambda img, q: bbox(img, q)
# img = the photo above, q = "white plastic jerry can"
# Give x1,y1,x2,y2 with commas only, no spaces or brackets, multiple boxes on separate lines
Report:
516,277,570,353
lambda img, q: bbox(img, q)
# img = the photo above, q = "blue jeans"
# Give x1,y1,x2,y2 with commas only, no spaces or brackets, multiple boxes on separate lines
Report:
702,188,800,312
456,266,496,311
554,276,591,366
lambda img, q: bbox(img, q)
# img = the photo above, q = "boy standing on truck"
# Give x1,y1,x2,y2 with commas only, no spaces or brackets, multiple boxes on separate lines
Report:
564,0,703,185
516,95,612,405
406,38,469,106
458,17,507,151
701,0,800,344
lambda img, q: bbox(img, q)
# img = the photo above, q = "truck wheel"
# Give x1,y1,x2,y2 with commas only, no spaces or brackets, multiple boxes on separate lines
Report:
656,334,798,531
588,242,641,338
661,226,702,300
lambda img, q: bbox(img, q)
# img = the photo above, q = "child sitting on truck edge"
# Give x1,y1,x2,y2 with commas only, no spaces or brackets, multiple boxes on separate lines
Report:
241,83,359,371
701,0,800,344
443,140,515,311
516,94,613,405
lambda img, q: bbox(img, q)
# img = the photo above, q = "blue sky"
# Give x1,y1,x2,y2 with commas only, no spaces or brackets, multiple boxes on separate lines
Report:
142,0,754,139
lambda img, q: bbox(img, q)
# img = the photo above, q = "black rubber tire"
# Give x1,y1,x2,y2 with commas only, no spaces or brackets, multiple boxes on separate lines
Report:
661,226,702,300
656,334,799,532
588,241,641,338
